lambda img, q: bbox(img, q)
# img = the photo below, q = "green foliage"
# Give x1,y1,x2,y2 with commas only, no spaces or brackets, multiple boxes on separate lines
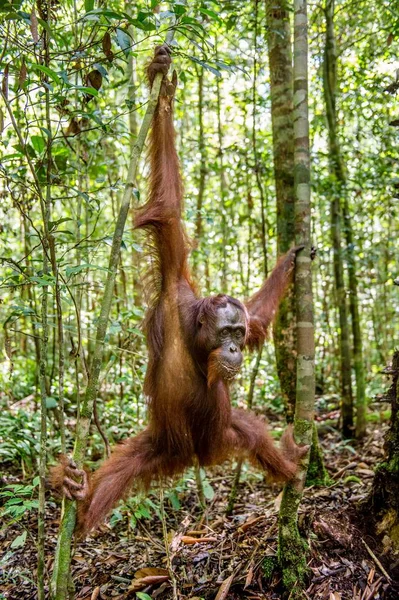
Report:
0,477,39,527
136,592,153,600
0,412,41,469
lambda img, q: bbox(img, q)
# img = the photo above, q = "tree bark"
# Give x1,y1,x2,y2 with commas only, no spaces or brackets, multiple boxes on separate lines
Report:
266,0,296,421
323,0,358,438
278,0,315,595
192,66,207,278
367,351,399,549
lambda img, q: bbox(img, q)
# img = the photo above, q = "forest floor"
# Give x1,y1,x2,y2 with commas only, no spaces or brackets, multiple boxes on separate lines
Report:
2,412,399,600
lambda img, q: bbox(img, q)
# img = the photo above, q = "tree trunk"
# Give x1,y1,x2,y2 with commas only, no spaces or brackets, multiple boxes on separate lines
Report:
192,66,207,279
266,0,296,421
216,70,228,291
323,0,357,438
278,0,315,595
367,351,399,550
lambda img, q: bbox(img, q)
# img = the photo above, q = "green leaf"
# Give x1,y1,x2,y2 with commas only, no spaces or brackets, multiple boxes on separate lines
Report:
181,16,202,26
49,217,73,232
116,28,131,57
65,263,108,277
32,63,61,84
40,127,51,138
9,303,35,317
103,237,127,250
5,498,23,506
167,490,181,510
30,135,45,154
173,3,187,16
74,86,99,97
11,531,27,548
45,397,58,409
199,470,215,500
188,56,221,78
129,514,137,529
200,8,221,21
84,8,125,21
30,275,56,287
128,18,156,31
136,593,153,600
85,0,94,11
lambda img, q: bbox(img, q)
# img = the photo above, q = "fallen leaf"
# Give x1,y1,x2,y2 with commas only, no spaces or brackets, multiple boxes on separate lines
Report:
215,573,234,600
181,536,217,544
129,575,169,592
238,515,264,533
90,587,100,600
244,563,254,588
135,567,169,578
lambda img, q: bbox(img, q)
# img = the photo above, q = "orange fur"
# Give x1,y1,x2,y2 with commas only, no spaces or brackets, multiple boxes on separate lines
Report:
51,46,305,536
245,250,297,351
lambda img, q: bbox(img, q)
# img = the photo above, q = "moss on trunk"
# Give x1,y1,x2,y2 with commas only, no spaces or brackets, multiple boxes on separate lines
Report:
306,422,330,487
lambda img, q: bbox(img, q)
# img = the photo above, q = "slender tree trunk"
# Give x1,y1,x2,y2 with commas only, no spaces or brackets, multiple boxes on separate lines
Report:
37,8,53,596
323,0,357,438
192,66,207,279
343,195,366,437
216,72,228,291
51,30,175,600
278,1,315,595
252,1,268,278
192,65,208,504
266,0,296,421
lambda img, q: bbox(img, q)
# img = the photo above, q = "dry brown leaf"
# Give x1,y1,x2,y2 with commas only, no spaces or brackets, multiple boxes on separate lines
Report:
102,32,114,62
244,563,254,589
102,32,111,54
238,515,264,533
86,70,102,91
66,118,81,136
135,567,169,578
128,575,169,591
215,573,234,600
274,490,283,510
73,554,87,563
90,587,100,600
356,468,374,477
181,536,217,545
368,567,375,583
104,555,121,565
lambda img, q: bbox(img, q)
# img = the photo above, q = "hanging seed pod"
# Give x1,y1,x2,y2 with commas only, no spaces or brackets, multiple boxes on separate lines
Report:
30,6,39,43
18,60,27,89
2,64,9,99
